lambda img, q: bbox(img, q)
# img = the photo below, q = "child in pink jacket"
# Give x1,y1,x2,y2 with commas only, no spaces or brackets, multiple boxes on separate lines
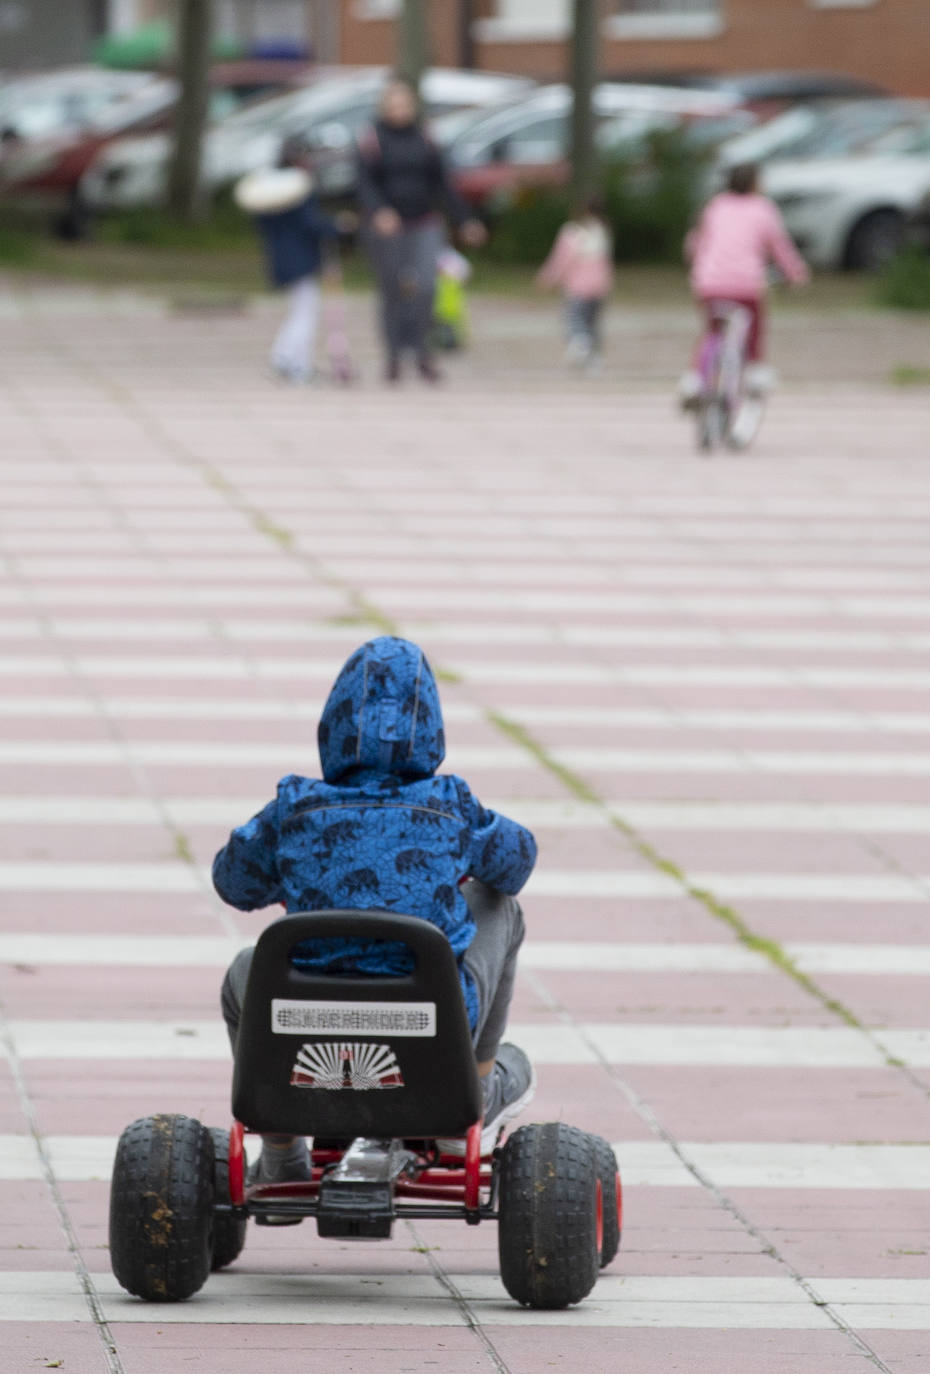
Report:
681,162,808,402
537,198,614,370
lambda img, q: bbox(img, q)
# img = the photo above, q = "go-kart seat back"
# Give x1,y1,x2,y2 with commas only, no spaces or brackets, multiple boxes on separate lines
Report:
231,911,483,1139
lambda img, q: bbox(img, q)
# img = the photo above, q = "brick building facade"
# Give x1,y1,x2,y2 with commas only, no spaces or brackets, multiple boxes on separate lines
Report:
338,1,930,98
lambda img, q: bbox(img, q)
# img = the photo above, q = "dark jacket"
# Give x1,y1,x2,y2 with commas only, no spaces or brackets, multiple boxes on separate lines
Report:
355,120,472,227
256,194,336,288
212,636,537,1030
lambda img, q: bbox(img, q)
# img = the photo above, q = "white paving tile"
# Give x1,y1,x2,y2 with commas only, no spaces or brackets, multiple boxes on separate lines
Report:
564,748,930,776
3,934,928,976
0,863,925,902
609,801,930,833
4,1271,927,1329
2,1021,916,1067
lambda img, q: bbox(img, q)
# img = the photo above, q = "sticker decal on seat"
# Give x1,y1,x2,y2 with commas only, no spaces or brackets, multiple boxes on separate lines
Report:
272,998,436,1036
290,1041,405,1090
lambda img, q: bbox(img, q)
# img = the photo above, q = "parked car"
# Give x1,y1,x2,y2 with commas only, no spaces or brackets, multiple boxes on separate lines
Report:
0,66,158,141
79,67,536,213
633,69,886,118
0,59,318,235
0,77,184,234
438,82,745,210
718,98,930,172
763,134,930,270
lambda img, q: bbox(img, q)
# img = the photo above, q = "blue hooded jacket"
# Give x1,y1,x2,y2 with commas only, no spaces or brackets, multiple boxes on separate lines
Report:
256,194,336,288
212,636,537,1030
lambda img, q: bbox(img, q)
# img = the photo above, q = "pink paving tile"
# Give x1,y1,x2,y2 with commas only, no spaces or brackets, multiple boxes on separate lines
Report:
857,1332,930,1374
862,834,930,871
112,1326,487,1374
514,1064,655,1141
0,1182,72,1260
640,830,892,874
0,893,226,937
526,970,831,1027
570,769,857,802
141,763,571,802
724,1190,930,1278
0,963,224,1020
516,827,651,871
517,895,715,943
723,902,930,945
0,717,113,744
22,1063,233,1137
0,1324,111,1374
0,763,140,797
616,1066,930,1142
488,1328,862,1374
0,823,177,863
813,974,930,1029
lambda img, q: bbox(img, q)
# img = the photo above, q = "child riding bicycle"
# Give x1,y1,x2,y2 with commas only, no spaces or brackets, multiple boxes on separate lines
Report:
679,162,809,408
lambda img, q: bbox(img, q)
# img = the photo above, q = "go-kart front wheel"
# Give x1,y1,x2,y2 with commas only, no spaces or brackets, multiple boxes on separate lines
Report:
109,1113,214,1301
209,1126,247,1271
591,1134,622,1266
497,1123,600,1309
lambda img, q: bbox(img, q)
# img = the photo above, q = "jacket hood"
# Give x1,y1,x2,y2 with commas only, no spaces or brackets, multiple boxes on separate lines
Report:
317,636,445,783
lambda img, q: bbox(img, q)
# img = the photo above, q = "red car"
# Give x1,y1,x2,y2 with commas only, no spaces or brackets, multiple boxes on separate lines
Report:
0,62,311,236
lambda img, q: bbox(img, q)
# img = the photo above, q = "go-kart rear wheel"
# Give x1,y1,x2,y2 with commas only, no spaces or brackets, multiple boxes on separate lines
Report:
208,1126,247,1271
109,1114,214,1301
497,1122,599,1309
591,1134,622,1266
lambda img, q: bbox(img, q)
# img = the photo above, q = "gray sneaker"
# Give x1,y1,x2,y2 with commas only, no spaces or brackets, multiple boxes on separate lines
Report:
247,1135,311,1225
438,1044,537,1156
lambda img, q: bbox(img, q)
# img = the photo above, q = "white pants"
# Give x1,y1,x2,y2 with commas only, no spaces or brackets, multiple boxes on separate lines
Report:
271,277,321,380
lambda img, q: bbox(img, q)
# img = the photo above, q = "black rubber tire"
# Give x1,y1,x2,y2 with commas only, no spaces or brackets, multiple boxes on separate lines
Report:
844,208,904,272
208,1127,247,1271
497,1122,600,1309
697,397,725,452
109,1114,214,1301
591,1135,622,1267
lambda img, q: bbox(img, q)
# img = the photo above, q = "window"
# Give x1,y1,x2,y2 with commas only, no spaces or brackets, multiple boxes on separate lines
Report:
606,0,724,39
474,0,570,42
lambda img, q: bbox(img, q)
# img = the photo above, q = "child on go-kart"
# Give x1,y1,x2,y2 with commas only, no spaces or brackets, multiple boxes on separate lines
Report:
213,636,537,1191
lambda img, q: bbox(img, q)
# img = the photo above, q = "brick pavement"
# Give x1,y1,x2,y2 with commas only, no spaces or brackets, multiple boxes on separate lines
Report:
1,283,929,1373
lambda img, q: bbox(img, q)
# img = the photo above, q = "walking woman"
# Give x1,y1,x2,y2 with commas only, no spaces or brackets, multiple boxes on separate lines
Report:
356,77,486,383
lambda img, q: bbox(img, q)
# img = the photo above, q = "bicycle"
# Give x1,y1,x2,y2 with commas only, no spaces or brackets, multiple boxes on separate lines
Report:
693,300,766,453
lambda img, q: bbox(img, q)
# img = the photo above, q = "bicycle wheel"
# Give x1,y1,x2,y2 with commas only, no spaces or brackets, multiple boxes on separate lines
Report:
697,396,726,452
727,394,765,450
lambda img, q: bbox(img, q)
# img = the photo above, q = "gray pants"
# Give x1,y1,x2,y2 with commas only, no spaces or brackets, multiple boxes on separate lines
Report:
566,296,604,355
220,879,525,1065
365,218,444,361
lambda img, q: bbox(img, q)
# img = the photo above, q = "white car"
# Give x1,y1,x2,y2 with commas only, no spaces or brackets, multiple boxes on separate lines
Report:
79,67,535,213
763,117,930,270
0,66,159,141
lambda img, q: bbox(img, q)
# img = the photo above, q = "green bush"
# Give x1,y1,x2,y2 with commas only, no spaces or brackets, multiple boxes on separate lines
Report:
876,247,930,311
0,224,38,265
97,192,253,251
480,128,707,268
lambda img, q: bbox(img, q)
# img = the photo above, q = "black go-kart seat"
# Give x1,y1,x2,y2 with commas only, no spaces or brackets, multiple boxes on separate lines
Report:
232,910,483,1141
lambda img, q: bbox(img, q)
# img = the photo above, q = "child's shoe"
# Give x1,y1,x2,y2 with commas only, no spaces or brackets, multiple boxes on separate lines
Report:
437,1044,537,1156
744,362,778,395
677,369,703,410
565,333,592,367
248,1134,311,1225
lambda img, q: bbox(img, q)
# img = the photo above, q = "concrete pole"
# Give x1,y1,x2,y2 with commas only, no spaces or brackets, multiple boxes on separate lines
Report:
166,0,212,221
458,0,476,70
397,0,429,92
569,0,600,206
